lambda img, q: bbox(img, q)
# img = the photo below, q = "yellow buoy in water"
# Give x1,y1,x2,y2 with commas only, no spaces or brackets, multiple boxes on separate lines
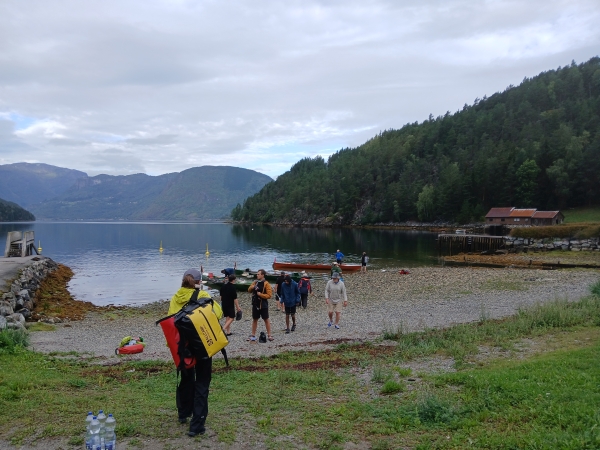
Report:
159,241,164,253
205,243,210,257
37,240,42,254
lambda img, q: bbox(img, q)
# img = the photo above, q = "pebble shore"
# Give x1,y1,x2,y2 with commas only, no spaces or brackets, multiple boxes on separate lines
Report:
29,267,599,362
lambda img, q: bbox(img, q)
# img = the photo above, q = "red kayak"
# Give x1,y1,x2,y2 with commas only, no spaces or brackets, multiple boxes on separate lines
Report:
272,261,362,272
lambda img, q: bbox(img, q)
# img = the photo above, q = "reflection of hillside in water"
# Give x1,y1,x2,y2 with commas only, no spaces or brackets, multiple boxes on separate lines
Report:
231,225,437,265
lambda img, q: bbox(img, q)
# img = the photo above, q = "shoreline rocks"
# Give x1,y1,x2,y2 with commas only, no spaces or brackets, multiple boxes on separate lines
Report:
0,257,59,330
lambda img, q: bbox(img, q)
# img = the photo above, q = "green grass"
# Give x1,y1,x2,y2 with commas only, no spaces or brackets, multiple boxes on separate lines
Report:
0,329,29,354
1,280,600,448
564,206,600,223
27,322,56,332
510,223,600,239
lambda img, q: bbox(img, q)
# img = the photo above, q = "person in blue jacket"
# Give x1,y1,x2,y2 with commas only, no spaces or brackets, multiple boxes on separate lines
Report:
335,249,344,264
280,275,300,333
221,268,235,277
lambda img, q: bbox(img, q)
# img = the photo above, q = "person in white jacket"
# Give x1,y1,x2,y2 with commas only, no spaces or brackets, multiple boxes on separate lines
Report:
324,272,347,329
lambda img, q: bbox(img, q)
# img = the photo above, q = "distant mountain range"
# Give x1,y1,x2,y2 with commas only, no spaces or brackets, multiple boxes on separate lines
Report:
0,163,272,220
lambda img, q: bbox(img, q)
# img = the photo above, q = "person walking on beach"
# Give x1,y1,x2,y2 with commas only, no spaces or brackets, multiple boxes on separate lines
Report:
247,269,274,342
168,269,213,437
220,274,241,336
325,272,347,329
275,271,285,312
280,275,300,333
297,272,312,309
361,252,369,273
335,249,344,265
330,262,342,280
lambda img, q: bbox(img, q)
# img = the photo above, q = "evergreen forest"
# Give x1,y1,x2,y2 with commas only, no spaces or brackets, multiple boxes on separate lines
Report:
0,198,35,222
232,57,600,225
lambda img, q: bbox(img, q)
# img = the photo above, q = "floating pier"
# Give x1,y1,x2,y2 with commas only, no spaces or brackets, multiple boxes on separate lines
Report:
437,234,506,256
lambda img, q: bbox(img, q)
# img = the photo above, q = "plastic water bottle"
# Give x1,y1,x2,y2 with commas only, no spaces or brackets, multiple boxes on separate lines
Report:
104,414,116,450
89,417,102,450
85,428,93,450
85,412,94,449
97,410,107,427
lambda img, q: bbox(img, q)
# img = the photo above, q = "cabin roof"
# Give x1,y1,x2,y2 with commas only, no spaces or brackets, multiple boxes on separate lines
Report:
509,209,536,218
532,211,562,219
485,207,514,218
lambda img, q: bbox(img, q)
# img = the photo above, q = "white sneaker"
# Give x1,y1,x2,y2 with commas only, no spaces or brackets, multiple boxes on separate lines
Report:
327,322,332,327
334,325,340,329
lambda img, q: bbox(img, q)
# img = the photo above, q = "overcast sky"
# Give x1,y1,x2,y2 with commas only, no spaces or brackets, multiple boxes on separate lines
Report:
0,0,598,179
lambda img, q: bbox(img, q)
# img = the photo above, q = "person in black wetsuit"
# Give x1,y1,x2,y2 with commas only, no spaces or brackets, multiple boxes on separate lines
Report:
220,274,241,336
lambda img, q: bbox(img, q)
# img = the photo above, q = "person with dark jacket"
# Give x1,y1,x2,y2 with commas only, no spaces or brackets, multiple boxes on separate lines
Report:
221,268,235,277
297,272,312,309
275,271,285,311
168,269,212,437
280,275,300,333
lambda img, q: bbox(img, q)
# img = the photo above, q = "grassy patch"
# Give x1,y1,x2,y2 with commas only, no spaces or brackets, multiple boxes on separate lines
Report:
1,280,599,448
27,322,56,332
383,281,600,364
0,329,29,354
510,222,600,239
564,207,600,223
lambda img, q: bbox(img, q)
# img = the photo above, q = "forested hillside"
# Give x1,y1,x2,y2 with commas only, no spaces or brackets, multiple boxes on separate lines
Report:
233,57,600,225
0,198,35,221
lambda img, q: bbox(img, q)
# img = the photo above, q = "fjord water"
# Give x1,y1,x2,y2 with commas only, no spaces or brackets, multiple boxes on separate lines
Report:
1,222,437,306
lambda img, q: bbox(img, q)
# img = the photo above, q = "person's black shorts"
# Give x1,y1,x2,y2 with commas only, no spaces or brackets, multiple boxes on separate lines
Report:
222,306,235,319
252,306,269,320
361,262,367,266
285,305,296,315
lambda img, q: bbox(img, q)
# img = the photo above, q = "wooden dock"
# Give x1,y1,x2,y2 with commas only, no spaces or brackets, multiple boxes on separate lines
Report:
437,234,505,256
4,231,39,257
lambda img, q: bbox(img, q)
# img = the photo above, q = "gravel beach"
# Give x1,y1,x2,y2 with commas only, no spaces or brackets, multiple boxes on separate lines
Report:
29,266,599,362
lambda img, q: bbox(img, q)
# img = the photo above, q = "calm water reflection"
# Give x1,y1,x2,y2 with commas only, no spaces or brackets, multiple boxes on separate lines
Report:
0,222,437,306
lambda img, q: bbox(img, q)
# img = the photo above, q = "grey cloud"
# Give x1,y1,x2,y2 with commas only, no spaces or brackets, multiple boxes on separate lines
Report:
126,134,178,145
87,148,146,175
0,119,40,159
48,138,89,146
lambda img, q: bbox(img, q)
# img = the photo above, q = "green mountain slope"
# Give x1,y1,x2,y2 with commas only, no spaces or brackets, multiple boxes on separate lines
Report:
30,166,272,220
0,163,87,208
233,57,600,225
134,166,275,220
0,198,35,221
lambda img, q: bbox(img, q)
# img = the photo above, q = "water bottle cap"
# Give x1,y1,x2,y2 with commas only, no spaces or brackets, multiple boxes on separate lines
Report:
88,412,93,415
108,414,113,417
99,410,104,413
93,416,97,419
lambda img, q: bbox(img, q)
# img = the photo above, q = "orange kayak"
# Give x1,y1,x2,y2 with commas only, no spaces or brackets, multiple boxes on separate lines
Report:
272,261,362,272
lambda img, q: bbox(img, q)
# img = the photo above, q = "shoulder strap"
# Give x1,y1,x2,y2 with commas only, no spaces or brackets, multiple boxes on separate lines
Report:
221,348,229,366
